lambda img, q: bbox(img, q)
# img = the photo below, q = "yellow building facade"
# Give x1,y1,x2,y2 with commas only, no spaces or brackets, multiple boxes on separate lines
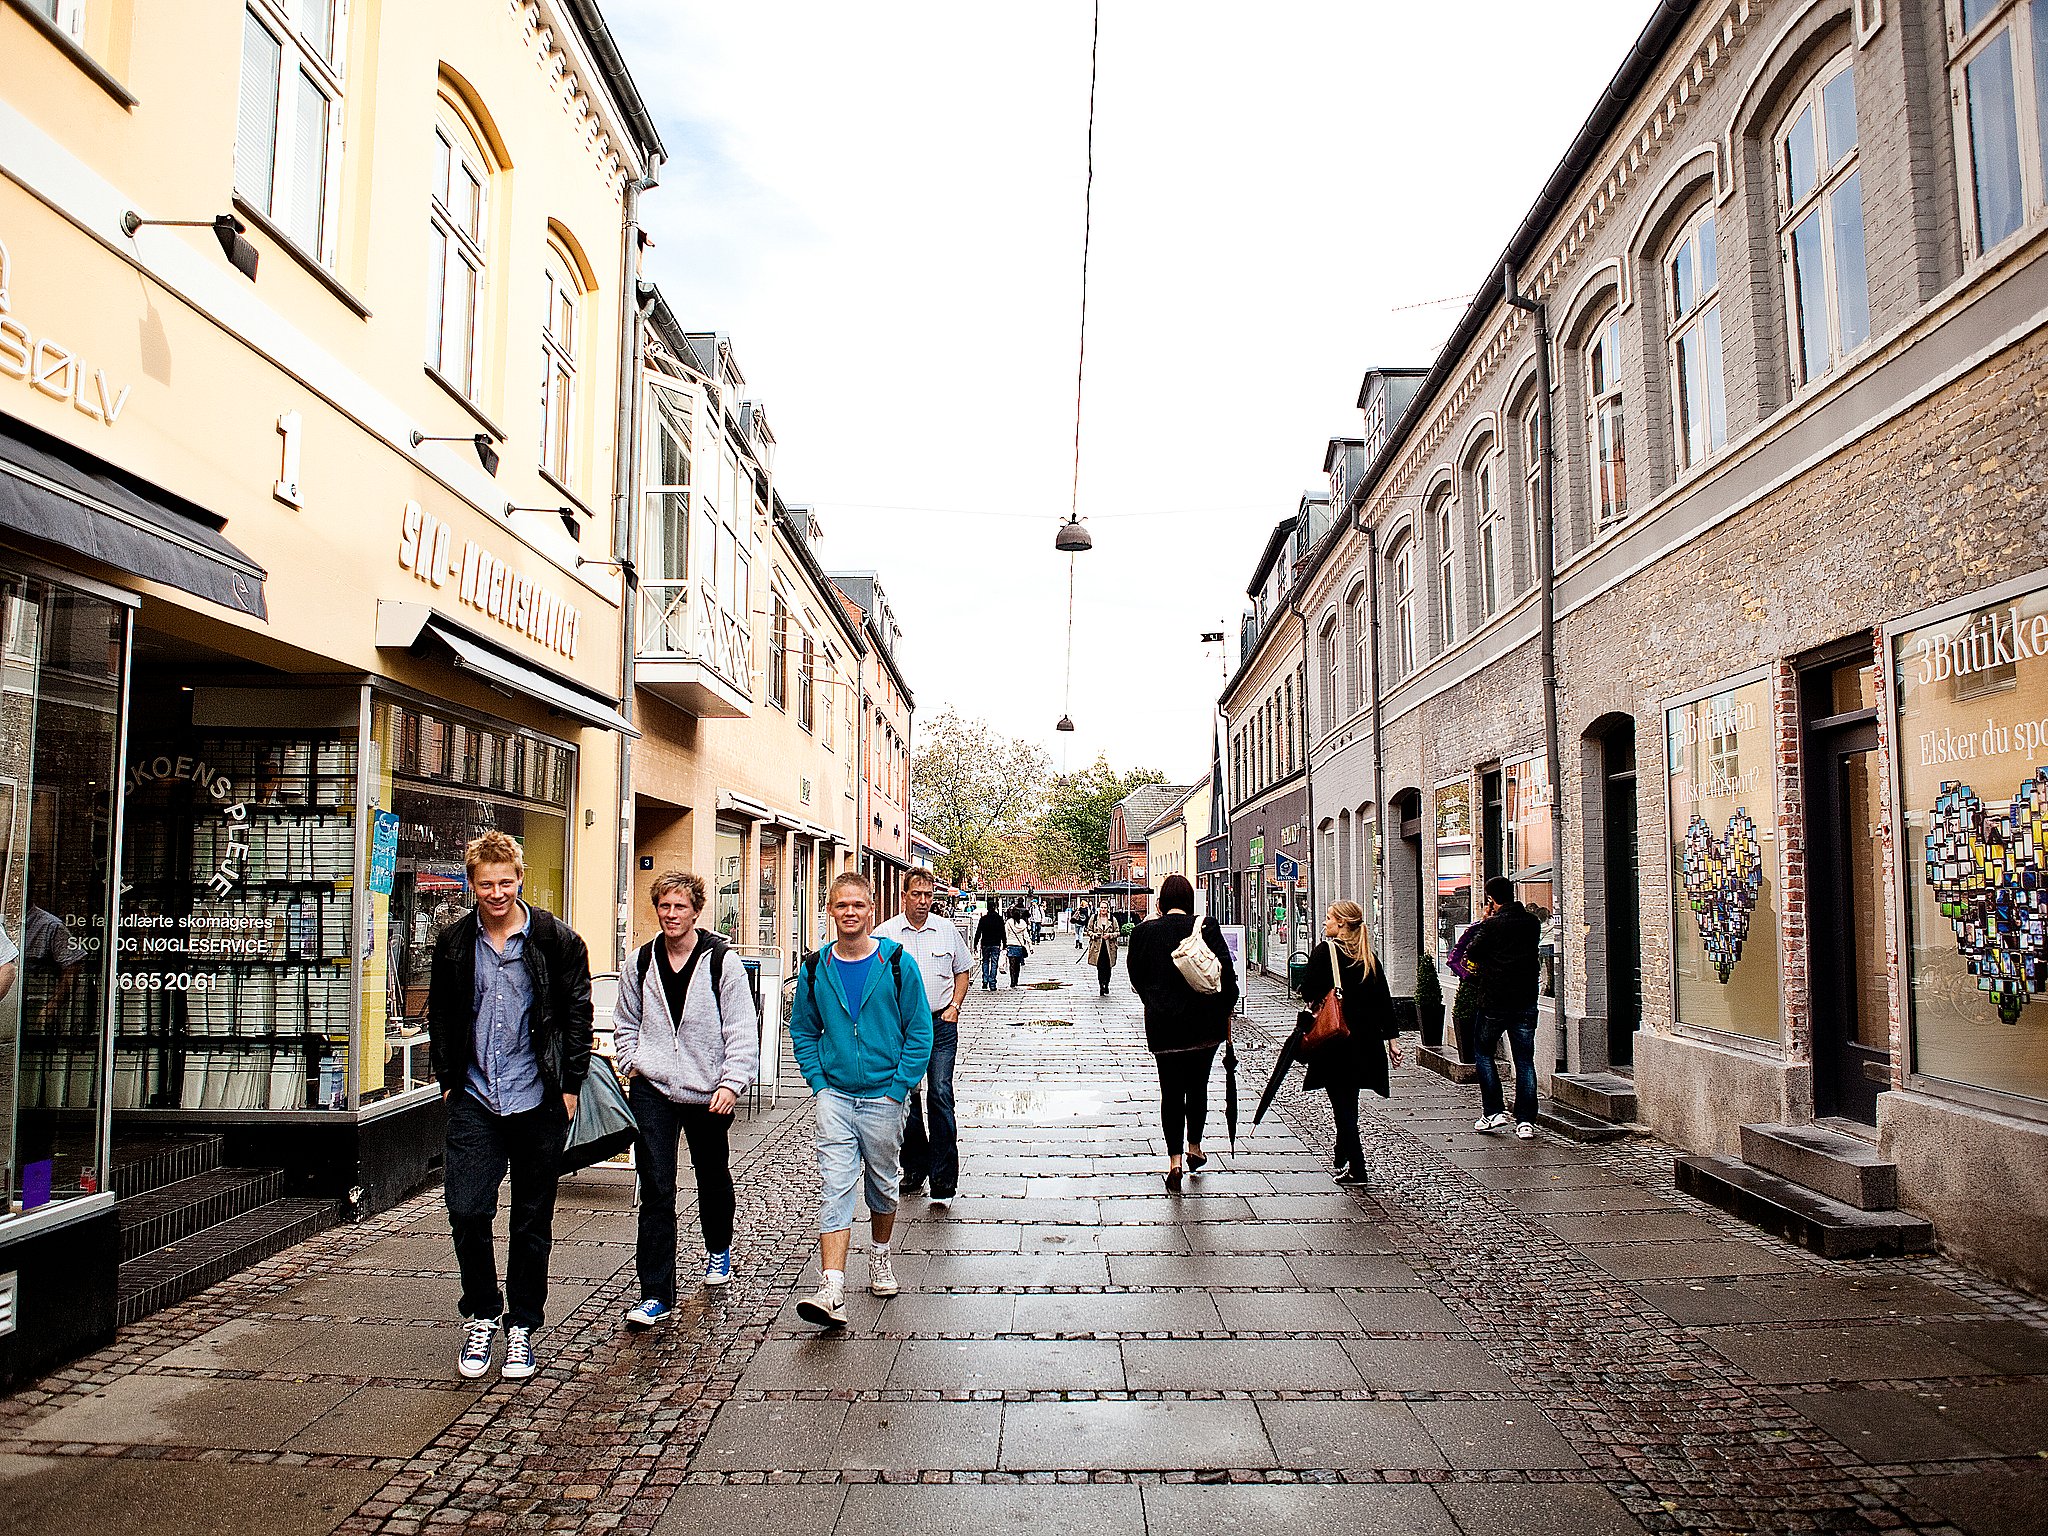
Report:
0,0,659,1383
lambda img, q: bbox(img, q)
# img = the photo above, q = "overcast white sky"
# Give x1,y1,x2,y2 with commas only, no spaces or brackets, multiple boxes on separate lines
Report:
609,0,1654,786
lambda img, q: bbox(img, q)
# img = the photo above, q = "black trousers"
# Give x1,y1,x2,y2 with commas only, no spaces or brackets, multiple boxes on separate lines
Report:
1155,1045,1219,1152
1008,947,1025,986
1326,1084,1365,1171
629,1076,736,1307
445,1090,568,1330
1096,950,1114,993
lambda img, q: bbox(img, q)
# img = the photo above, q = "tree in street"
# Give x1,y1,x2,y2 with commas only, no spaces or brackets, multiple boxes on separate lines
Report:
1036,755,1168,884
910,709,1053,888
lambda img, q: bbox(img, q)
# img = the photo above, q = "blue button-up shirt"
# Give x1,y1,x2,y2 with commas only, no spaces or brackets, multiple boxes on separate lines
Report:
466,903,543,1115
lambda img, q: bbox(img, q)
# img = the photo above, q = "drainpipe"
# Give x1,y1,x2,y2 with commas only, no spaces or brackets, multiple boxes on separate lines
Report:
1364,522,1386,950
1291,591,1314,920
1503,263,1569,1039
611,167,659,970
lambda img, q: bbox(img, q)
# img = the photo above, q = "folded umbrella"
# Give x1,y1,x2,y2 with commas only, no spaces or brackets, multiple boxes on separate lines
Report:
1222,1026,1240,1150
1252,1027,1307,1127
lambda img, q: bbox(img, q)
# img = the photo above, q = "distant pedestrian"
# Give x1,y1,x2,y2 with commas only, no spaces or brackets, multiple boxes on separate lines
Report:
787,872,933,1329
1073,902,1090,950
1085,905,1121,996
877,870,975,1207
974,897,1006,991
430,831,593,1382
1296,901,1401,1186
614,872,759,1327
1126,875,1237,1191
1004,904,1032,987
1464,876,1543,1138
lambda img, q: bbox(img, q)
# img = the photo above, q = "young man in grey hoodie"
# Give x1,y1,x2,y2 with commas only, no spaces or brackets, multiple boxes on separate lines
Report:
614,871,760,1326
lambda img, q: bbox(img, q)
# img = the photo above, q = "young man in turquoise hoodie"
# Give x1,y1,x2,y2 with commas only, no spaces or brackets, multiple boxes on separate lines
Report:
788,870,934,1328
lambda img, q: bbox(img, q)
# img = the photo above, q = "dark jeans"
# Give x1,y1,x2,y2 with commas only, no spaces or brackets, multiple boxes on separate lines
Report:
980,945,1000,990
1474,1005,1540,1123
628,1077,736,1307
1326,1084,1364,1171
900,1013,959,1196
445,1089,568,1330
1155,1045,1219,1153
1096,950,1114,994
1007,946,1025,987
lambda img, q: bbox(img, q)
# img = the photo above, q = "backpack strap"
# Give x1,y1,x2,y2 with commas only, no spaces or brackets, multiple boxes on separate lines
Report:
639,934,727,1025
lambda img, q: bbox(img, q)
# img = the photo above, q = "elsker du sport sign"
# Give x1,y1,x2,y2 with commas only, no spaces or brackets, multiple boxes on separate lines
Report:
398,500,582,659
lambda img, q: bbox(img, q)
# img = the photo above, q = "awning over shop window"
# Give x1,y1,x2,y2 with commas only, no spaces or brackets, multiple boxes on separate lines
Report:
376,600,637,736
0,412,266,617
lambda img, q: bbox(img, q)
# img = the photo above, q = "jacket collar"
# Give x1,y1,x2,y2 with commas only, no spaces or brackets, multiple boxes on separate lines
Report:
820,937,891,1016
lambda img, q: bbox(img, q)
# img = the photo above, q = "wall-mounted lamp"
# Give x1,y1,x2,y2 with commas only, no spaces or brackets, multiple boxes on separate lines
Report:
120,211,259,280
412,430,500,476
574,554,636,578
505,503,580,541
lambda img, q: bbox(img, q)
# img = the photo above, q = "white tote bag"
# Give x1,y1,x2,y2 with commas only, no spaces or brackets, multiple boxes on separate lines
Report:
1170,926,1223,995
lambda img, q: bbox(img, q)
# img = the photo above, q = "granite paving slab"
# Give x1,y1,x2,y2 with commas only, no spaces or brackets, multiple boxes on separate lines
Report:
1790,1384,2006,1461
1106,1253,1298,1288
0,1453,388,1536
1257,1398,1449,1470
835,1400,1004,1470
20,1373,353,1449
1411,1398,1585,1469
282,1384,482,1458
1540,1209,1730,1245
1285,1253,1427,1288
1335,1286,1467,1332
1211,1289,1359,1333
1629,1273,1988,1326
887,1337,1125,1390
998,1398,1274,1470
1123,1337,1363,1391
690,1399,850,1471
836,1482,1147,1535
1898,1467,2048,1536
1140,1483,1459,1534
1010,1290,1221,1334
1579,1239,1805,1281
1697,1322,2002,1383
650,1484,845,1536
737,1337,898,1390
1434,1482,1649,1535
1343,1337,1520,1391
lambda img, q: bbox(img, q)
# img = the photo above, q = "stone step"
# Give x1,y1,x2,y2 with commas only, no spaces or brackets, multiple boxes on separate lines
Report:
1553,1071,1638,1123
1536,1102,1632,1143
116,1198,339,1325
1674,1154,1933,1259
117,1167,285,1261
109,1133,224,1199
1738,1121,1898,1210
1415,1044,1479,1084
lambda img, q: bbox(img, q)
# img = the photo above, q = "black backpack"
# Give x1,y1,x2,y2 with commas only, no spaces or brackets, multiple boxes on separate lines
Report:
635,931,728,1023
796,940,909,1015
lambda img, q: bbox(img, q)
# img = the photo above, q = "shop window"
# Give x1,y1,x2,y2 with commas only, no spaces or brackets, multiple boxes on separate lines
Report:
1779,53,1871,386
1953,0,2048,255
1668,204,1728,469
1434,780,1473,966
1895,581,2048,1102
427,100,492,401
235,0,345,262
1584,309,1629,528
1665,678,1782,1042
757,834,781,950
0,577,123,1221
539,242,583,484
715,821,745,942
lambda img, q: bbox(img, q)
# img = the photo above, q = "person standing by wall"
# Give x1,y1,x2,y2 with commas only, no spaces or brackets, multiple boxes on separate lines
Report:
974,896,1006,992
1464,876,1543,1138
613,871,759,1327
1085,904,1121,997
1125,875,1237,1191
787,872,933,1329
1295,901,1401,1186
877,869,974,1206
429,831,592,1382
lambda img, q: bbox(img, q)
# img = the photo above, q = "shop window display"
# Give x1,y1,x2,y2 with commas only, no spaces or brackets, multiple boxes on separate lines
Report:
364,697,571,1105
1665,678,1781,1041
1434,780,1473,965
0,575,122,1217
1895,580,2048,1102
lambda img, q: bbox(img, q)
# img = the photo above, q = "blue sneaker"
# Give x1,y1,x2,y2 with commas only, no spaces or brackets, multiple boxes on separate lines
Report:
704,1249,733,1288
625,1297,672,1329
456,1315,497,1379
500,1323,538,1380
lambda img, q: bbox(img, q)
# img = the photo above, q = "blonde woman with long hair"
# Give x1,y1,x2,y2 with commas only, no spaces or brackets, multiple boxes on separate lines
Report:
1294,900,1402,1186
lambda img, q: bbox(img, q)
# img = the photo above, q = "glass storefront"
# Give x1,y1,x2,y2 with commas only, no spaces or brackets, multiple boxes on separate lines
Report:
0,571,123,1219
714,819,744,942
1434,780,1472,964
1666,677,1781,1042
1895,579,2048,1102
756,832,780,950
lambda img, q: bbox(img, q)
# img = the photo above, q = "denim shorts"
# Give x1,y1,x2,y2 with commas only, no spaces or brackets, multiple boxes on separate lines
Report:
813,1088,907,1233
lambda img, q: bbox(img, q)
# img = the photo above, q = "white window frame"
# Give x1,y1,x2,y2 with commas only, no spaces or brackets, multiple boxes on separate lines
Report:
1433,496,1457,645
799,631,816,732
540,248,580,484
236,0,347,265
36,0,85,40
1521,406,1543,579
1777,52,1871,387
1949,0,2048,257
1392,540,1417,678
1475,454,1503,617
1667,204,1728,472
428,107,490,400
1584,310,1629,530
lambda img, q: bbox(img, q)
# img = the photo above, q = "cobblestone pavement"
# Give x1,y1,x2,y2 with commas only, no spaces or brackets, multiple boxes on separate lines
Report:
1,940,2045,1534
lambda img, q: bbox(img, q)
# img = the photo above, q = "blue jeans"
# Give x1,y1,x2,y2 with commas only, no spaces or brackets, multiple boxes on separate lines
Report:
1474,1006,1539,1124
813,1088,906,1233
980,945,1000,990
900,1013,958,1196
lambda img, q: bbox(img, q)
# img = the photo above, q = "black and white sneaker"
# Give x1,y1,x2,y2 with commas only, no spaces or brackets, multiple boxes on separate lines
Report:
457,1316,497,1379
501,1323,538,1380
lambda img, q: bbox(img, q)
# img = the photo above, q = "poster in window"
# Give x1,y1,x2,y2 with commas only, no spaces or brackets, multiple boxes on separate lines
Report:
1434,780,1472,962
1666,679,1780,1040
1895,581,2048,1102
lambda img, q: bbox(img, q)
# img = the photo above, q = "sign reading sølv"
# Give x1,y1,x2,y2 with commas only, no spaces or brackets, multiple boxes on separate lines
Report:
399,500,581,659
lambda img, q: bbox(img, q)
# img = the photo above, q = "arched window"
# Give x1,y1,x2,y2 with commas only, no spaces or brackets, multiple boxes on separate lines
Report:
1584,309,1628,529
1344,584,1368,713
1390,537,1417,679
428,100,492,400
1952,0,2048,256
1668,204,1727,469
1779,51,1870,385
1319,617,1340,727
540,239,585,483
1520,401,1543,580
1429,487,1457,645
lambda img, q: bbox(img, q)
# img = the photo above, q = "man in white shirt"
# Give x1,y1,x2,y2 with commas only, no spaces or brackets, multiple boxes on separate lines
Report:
876,869,975,1204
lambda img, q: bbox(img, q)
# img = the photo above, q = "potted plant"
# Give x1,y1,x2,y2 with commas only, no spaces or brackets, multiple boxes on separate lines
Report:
1414,954,1445,1050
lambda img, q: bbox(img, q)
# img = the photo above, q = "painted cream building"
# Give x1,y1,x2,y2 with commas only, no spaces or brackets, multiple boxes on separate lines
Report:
0,0,659,1385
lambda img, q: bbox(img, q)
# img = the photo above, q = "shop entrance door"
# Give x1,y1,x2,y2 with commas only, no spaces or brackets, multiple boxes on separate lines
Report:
1804,659,1889,1123
1601,720,1642,1068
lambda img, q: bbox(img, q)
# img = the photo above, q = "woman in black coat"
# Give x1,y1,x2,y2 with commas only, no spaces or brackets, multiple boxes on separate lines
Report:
1126,875,1240,1190
1296,899,1401,1186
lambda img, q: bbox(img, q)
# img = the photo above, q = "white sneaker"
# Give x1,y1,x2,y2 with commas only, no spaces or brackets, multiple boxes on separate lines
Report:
795,1284,847,1329
1514,1121,1536,1140
869,1251,900,1297
1474,1112,1512,1132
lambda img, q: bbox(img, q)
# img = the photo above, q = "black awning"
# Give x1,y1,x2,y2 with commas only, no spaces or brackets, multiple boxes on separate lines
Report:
377,601,638,737
0,412,266,617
